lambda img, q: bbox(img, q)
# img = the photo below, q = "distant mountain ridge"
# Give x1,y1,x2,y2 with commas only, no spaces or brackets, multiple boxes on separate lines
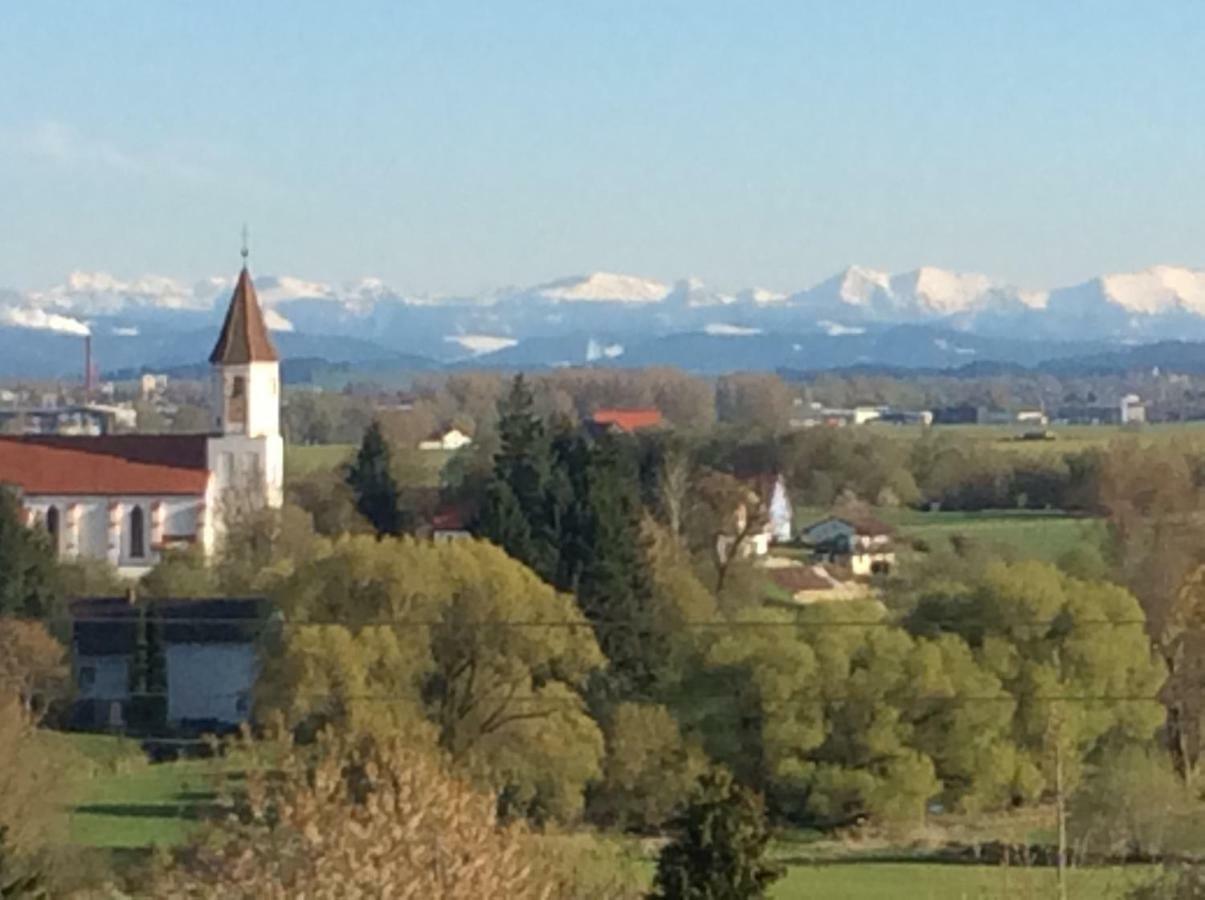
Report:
7,264,1205,377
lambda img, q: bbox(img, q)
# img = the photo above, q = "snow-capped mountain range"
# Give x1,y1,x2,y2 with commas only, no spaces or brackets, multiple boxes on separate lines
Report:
6,264,1205,376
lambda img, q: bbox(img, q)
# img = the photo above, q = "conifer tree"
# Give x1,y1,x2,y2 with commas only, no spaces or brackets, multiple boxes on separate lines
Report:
478,376,557,581
0,489,60,622
345,420,405,536
650,772,783,900
576,433,661,696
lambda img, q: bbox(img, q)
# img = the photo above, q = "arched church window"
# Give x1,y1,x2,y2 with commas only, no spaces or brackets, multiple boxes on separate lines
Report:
129,506,146,559
45,506,59,555
231,376,246,399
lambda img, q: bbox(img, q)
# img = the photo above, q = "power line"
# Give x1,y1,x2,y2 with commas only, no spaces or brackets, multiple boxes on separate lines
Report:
53,615,1153,629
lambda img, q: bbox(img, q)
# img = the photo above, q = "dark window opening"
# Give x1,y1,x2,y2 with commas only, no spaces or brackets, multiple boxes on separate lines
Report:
231,375,246,399
129,506,146,559
45,506,59,554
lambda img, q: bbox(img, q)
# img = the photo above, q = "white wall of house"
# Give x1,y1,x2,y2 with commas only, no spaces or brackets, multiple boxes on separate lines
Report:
716,530,771,562
849,551,896,577
24,494,205,576
165,643,257,725
419,428,473,451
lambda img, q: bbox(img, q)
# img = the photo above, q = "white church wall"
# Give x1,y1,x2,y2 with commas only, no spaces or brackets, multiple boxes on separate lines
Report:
23,494,206,576
75,501,108,559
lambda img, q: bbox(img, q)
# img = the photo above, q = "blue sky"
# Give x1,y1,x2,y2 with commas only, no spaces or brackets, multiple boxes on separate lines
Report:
2,0,1204,293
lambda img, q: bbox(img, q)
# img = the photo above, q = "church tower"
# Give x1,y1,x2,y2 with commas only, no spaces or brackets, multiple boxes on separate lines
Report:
204,241,284,524
209,250,280,437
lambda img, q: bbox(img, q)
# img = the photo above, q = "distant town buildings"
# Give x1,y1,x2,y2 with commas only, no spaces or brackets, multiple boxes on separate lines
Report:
1120,393,1147,425
791,401,891,428
140,372,169,399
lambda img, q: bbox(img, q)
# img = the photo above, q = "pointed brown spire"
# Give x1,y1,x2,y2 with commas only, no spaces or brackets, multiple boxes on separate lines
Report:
209,266,279,364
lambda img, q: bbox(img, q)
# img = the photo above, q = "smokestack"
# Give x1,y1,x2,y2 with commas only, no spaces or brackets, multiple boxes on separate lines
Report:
83,334,94,399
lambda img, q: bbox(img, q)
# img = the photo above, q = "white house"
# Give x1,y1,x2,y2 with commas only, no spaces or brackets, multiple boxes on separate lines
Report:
0,254,283,577
801,514,896,577
418,428,473,451
71,596,264,731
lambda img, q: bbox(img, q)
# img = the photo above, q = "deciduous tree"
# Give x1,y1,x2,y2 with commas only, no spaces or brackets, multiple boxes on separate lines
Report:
156,733,616,899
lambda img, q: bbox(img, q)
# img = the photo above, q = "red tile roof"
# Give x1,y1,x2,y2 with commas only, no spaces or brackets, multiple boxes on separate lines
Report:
209,267,279,364
590,408,663,433
0,438,209,496
431,504,470,531
13,434,211,470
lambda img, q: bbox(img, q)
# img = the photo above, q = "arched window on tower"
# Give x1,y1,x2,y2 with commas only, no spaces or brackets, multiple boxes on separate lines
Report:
128,506,146,559
231,376,245,399
45,506,60,556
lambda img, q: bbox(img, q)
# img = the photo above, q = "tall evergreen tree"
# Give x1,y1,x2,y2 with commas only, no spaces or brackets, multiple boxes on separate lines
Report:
345,420,405,537
0,489,60,621
651,772,783,900
128,600,168,730
548,421,592,591
478,376,558,581
576,432,661,696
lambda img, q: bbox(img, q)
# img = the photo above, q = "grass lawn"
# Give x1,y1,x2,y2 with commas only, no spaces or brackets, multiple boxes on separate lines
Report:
284,442,355,475
56,740,1160,898
285,442,455,487
49,732,231,850
540,832,1156,900
885,509,1105,563
772,862,1151,899
869,421,1205,460
793,506,1103,564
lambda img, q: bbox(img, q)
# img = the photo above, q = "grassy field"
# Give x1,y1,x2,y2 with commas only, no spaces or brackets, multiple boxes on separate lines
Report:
793,506,1103,564
884,508,1104,563
55,734,1160,898
869,421,1205,459
51,732,229,849
770,862,1151,899
284,442,355,475
285,442,455,486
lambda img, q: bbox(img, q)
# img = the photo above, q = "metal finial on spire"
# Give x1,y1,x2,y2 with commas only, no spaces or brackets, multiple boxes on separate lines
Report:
240,223,250,267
